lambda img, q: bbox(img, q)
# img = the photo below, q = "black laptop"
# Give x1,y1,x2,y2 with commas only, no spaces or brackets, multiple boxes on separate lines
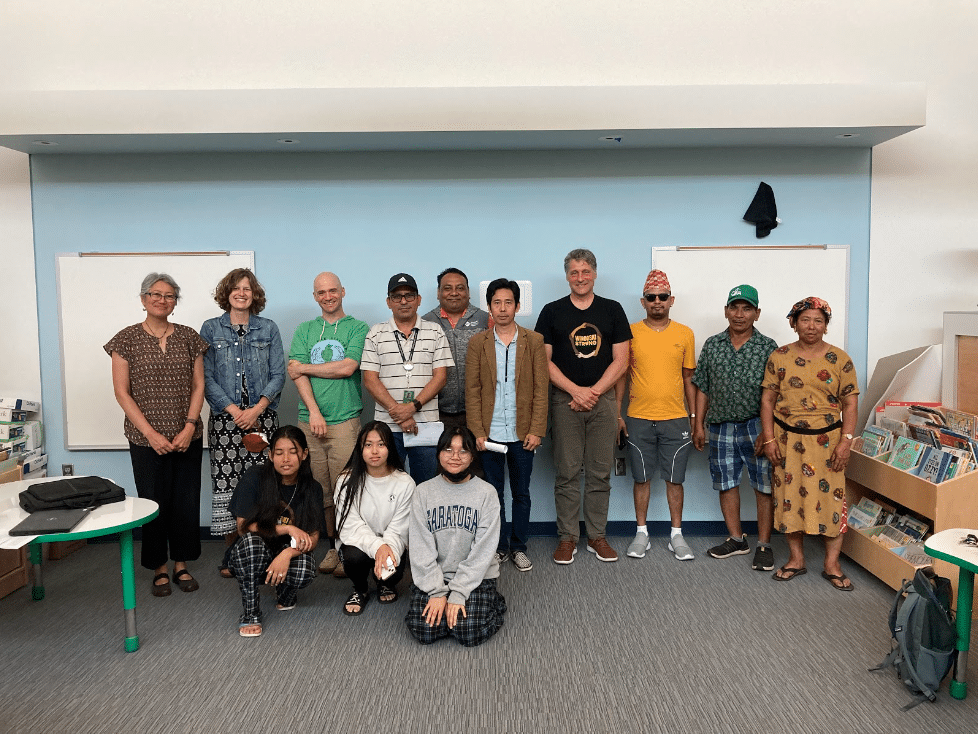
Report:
9,508,91,536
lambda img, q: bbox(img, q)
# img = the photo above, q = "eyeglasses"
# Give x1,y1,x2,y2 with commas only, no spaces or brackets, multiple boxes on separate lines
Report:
439,447,472,459
388,292,419,303
644,293,671,302
145,291,177,302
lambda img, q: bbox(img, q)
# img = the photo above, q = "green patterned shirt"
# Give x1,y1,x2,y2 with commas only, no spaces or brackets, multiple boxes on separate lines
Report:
691,327,777,424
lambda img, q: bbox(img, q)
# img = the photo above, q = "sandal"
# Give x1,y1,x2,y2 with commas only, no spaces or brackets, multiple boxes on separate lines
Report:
378,584,398,604
771,566,807,581
821,571,854,591
151,572,172,597
239,623,262,637
173,568,199,593
343,590,369,616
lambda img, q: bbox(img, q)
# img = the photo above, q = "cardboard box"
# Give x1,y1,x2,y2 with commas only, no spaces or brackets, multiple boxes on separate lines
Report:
0,398,40,413
0,423,24,440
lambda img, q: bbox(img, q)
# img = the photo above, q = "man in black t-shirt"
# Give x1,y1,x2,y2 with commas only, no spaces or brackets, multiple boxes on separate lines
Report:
534,249,631,565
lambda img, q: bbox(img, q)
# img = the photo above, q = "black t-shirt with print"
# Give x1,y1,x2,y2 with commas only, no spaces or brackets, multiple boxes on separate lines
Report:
534,294,631,388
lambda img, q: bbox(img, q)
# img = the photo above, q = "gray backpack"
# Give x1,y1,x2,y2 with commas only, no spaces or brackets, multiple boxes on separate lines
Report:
871,567,956,710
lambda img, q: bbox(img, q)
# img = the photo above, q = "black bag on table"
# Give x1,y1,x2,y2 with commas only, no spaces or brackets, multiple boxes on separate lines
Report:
19,476,126,513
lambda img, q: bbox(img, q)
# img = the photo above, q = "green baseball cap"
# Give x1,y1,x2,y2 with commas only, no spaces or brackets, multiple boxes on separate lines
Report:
726,284,759,308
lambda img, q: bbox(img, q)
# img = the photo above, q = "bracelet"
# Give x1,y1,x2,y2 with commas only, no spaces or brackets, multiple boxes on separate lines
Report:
761,438,776,446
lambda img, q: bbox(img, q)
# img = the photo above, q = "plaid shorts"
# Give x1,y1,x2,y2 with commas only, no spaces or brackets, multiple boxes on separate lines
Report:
228,532,316,625
405,579,507,647
706,416,771,494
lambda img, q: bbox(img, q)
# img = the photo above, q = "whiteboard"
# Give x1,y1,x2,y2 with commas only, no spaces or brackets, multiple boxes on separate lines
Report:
651,245,849,355
57,251,255,449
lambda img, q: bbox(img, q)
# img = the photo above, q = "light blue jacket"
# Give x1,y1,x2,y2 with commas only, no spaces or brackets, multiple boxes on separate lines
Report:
201,312,286,414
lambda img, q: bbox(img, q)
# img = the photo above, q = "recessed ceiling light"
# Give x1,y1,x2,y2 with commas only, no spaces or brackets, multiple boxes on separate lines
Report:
836,133,859,139
33,140,58,146
277,138,300,144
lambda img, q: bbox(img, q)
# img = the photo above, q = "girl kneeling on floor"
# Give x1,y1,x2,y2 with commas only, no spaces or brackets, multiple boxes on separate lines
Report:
335,421,416,616
406,426,507,647
227,425,325,637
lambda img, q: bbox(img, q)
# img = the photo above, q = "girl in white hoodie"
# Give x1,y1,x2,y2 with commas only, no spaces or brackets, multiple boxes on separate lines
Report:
335,421,415,615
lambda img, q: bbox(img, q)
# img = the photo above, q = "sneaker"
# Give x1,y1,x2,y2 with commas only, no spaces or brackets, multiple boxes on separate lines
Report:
494,550,508,565
511,550,533,572
707,534,750,559
668,533,694,561
626,531,651,558
587,537,619,562
553,540,577,565
752,545,775,571
318,548,340,574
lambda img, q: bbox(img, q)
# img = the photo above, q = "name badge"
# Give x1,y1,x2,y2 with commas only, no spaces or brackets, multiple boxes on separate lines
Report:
402,390,416,403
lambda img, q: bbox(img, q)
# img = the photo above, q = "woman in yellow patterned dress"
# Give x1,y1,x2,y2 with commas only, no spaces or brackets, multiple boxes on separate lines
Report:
759,297,859,591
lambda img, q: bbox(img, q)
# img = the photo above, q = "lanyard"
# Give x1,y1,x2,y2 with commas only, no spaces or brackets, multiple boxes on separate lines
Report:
394,328,419,370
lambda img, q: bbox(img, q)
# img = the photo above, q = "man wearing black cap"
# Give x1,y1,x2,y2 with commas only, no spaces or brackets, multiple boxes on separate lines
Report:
691,284,778,571
361,273,454,485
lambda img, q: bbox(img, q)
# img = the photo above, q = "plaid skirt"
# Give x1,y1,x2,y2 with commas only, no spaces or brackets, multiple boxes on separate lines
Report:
405,579,506,647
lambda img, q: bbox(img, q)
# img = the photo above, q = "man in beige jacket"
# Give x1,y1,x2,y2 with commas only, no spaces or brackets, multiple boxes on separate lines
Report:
465,278,549,572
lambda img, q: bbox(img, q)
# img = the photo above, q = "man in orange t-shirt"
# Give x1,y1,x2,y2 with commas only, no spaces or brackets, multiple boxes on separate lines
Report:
615,269,698,562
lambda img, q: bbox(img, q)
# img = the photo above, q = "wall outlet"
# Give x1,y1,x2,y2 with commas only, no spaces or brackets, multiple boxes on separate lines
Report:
61,464,74,476
614,457,626,476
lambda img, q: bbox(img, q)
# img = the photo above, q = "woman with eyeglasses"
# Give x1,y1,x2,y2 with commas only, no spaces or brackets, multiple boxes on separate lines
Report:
405,426,507,647
200,269,285,578
105,272,209,597
759,297,860,591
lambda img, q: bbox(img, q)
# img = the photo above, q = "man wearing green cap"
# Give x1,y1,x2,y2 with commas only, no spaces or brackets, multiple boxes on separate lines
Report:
691,285,778,571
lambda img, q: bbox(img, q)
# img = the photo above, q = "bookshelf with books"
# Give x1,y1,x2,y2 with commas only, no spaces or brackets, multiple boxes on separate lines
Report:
843,439,978,611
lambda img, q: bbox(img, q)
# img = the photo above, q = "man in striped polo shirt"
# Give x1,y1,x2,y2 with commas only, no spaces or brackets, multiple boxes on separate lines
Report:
362,273,454,485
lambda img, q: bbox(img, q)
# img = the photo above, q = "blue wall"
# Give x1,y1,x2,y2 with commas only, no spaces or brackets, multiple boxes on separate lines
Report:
30,147,871,531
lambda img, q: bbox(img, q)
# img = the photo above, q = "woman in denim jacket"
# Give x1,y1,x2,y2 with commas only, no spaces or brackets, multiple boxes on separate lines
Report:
201,268,286,577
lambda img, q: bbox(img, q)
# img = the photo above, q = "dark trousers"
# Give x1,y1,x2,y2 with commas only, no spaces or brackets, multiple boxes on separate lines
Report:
129,438,203,570
405,580,507,647
481,442,535,553
340,544,407,595
390,431,438,486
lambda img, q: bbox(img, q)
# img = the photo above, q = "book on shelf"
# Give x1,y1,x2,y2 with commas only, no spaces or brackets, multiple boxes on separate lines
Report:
0,423,25,440
912,446,952,483
0,408,27,423
887,436,928,472
893,514,930,542
847,505,879,530
868,525,913,549
877,416,909,438
945,409,978,441
893,543,936,568
909,404,947,424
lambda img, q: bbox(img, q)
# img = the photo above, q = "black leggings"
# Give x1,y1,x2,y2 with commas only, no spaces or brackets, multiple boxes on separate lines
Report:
340,544,407,595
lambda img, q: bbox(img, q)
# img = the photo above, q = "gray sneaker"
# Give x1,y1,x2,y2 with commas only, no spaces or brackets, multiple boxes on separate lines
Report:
511,550,533,572
627,531,651,558
668,533,694,561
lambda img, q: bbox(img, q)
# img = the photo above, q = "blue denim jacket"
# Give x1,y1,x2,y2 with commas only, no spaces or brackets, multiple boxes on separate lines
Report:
201,313,286,414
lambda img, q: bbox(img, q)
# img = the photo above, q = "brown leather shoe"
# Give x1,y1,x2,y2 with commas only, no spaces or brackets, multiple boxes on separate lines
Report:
553,539,577,565
587,537,619,562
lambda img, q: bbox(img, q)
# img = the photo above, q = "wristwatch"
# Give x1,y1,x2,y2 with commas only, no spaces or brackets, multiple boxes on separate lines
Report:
412,399,423,413
843,433,854,440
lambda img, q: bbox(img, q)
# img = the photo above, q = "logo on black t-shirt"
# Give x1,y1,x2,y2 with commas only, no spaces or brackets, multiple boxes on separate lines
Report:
569,322,601,359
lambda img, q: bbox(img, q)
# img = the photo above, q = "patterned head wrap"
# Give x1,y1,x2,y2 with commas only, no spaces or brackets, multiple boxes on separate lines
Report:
643,270,671,294
787,296,831,321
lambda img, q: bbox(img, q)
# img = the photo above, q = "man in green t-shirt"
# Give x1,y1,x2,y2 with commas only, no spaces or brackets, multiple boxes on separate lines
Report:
288,271,368,575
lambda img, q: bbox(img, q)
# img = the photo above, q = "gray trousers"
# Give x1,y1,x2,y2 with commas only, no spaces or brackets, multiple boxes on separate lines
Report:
550,388,618,542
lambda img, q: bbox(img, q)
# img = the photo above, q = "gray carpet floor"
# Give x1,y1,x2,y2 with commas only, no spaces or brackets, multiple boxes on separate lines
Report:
0,535,976,734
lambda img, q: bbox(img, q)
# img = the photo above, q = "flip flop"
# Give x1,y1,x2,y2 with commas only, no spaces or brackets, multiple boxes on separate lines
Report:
821,571,854,591
343,590,369,616
239,623,262,638
771,566,807,581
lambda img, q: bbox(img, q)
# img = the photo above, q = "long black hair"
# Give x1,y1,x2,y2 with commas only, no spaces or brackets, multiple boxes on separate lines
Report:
336,421,406,534
243,425,321,538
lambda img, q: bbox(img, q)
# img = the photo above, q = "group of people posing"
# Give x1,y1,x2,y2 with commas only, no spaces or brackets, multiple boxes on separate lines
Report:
104,247,860,645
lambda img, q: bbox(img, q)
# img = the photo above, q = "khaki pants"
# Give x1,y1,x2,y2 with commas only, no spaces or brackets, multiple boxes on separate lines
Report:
298,417,360,534
550,388,618,542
